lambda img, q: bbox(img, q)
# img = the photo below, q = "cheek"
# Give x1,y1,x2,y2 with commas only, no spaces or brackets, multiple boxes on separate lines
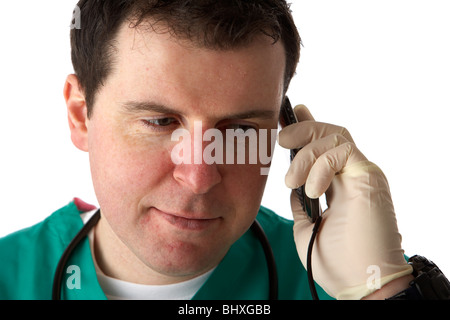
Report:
222,164,268,228
226,162,268,197
88,123,174,213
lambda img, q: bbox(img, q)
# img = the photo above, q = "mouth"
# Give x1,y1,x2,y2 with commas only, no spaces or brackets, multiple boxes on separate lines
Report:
151,207,221,231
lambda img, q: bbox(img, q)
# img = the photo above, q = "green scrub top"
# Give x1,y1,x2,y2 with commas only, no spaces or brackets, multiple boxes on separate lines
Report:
0,200,333,300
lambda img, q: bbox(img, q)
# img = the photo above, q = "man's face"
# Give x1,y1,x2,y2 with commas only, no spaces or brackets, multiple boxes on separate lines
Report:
85,23,286,279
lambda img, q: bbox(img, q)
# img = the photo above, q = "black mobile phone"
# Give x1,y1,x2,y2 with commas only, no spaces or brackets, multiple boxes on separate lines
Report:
279,97,321,223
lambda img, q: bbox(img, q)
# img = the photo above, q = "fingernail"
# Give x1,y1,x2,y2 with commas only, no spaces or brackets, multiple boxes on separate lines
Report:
305,181,320,199
285,171,297,189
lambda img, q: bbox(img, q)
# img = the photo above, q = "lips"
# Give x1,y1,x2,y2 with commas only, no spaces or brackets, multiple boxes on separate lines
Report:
151,207,221,231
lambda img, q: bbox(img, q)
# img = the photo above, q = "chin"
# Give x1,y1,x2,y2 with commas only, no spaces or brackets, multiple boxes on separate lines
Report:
142,240,227,279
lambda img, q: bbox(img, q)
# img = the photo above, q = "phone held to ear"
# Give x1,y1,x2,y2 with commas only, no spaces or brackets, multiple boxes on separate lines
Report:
279,97,322,223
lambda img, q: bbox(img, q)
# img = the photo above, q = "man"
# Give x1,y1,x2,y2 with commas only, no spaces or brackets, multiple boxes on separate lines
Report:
0,0,447,300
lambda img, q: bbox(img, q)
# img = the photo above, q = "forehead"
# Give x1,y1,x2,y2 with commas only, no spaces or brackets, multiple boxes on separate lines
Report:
103,21,286,114
115,21,285,72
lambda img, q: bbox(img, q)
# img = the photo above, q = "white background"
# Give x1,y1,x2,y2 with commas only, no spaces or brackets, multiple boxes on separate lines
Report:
0,1,449,276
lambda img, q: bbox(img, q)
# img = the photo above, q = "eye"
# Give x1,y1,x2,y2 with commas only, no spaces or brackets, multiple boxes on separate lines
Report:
142,117,179,128
224,123,257,132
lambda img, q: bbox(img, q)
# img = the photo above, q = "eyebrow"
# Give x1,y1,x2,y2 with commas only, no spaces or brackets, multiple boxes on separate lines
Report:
122,101,177,114
122,100,277,120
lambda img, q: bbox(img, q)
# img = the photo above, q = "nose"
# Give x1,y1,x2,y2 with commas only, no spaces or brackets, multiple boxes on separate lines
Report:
173,161,222,195
172,121,222,194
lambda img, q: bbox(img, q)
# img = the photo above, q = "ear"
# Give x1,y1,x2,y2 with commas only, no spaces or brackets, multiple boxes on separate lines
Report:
64,74,89,152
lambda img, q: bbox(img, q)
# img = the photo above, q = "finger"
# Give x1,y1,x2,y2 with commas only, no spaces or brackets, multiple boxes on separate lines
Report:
290,189,310,220
305,143,367,198
278,121,355,150
293,104,315,122
290,190,316,248
284,133,352,189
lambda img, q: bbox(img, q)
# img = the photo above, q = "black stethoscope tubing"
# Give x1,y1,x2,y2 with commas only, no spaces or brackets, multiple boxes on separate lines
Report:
52,209,278,300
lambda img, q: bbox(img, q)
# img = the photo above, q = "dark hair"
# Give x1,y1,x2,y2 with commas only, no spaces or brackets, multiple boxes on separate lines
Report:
71,0,301,117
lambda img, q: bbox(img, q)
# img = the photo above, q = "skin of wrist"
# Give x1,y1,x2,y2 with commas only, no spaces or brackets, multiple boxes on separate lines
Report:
362,274,415,300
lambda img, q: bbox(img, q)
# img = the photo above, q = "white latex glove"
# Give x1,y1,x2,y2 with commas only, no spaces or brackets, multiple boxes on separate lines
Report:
278,104,412,300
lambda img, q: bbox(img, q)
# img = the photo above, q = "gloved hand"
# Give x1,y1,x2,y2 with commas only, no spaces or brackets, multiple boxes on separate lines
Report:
278,104,412,300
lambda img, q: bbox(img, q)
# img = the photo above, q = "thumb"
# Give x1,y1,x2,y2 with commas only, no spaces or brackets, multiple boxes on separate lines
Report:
291,190,316,262
294,104,315,122
291,189,313,230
